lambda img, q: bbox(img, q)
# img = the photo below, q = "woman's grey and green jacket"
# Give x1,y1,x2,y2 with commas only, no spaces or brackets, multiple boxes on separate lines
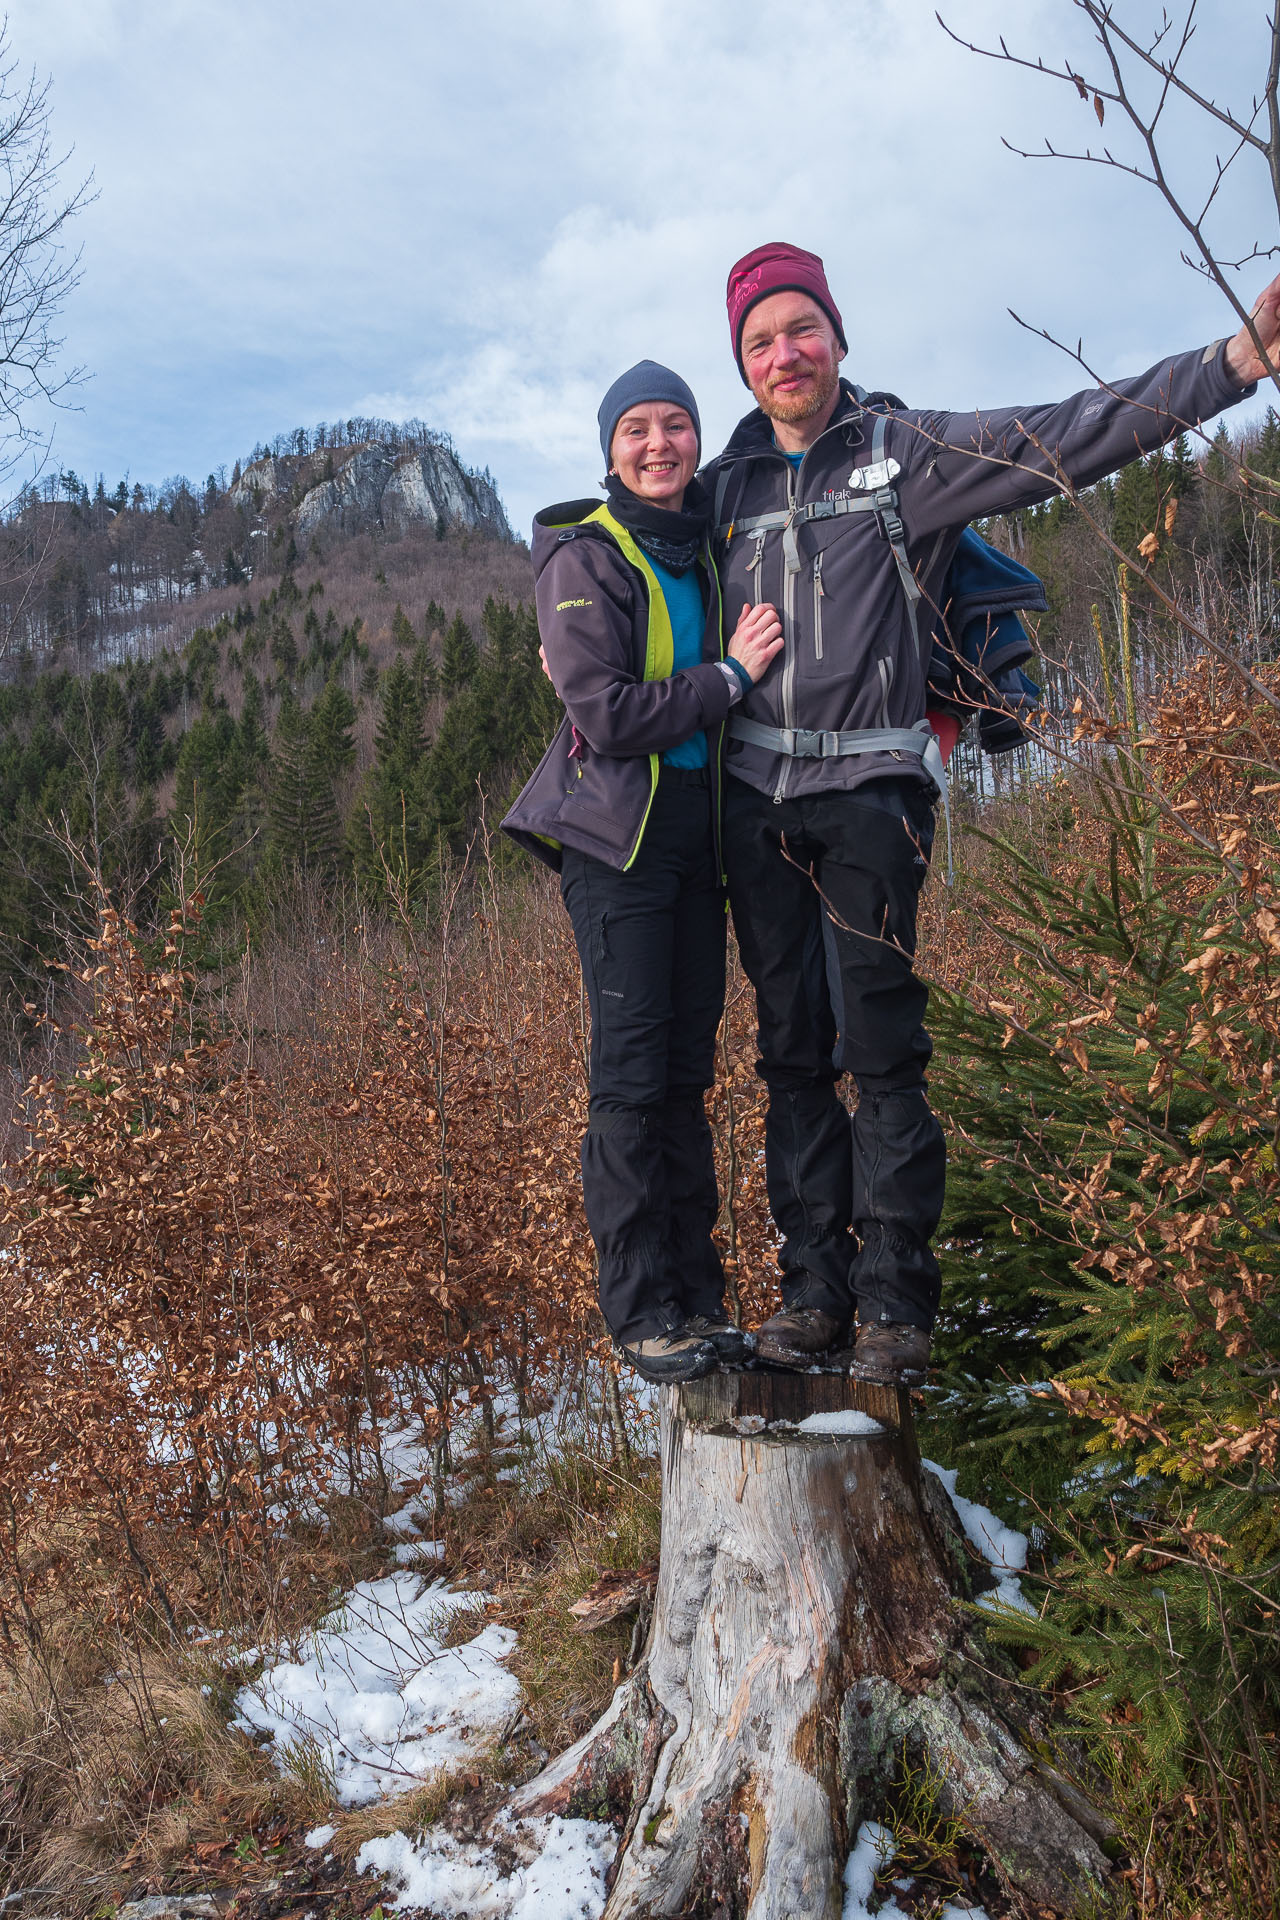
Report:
502,500,730,871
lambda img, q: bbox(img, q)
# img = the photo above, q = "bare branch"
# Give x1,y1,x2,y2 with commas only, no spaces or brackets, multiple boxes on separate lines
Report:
944,4,1280,403
939,4,1270,161
0,33,95,486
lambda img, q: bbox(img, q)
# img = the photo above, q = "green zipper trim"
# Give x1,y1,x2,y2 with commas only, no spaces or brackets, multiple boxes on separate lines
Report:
708,554,727,884
584,504,676,872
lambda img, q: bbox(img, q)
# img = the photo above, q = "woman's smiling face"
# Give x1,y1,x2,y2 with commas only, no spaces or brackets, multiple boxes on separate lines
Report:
609,402,699,508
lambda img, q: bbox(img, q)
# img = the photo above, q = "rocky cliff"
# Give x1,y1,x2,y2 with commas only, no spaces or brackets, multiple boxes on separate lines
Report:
231,437,513,543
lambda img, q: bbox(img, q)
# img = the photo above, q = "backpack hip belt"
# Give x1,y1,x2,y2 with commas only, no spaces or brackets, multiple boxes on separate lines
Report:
727,714,952,876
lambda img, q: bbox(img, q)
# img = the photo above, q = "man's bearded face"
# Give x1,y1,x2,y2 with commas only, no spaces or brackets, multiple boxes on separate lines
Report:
741,292,844,426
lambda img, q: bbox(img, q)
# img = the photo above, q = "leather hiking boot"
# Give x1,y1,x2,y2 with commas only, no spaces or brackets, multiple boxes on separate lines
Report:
753,1305,847,1369
617,1330,718,1385
850,1320,931,1386
682,1314,752,1365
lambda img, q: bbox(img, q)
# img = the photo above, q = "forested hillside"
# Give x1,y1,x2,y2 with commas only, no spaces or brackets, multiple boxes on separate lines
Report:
0,423,551,1008
3,407,1280,1023
981,415,1280,688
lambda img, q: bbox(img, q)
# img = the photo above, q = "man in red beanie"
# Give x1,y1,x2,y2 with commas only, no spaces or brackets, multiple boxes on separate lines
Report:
705,238,1279,1382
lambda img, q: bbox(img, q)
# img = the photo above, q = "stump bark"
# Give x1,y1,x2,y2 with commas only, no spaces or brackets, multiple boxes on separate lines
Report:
513,1371,1112,1919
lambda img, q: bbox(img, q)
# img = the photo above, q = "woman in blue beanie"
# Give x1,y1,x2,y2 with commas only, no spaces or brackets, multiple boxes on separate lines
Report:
503,363,783,1382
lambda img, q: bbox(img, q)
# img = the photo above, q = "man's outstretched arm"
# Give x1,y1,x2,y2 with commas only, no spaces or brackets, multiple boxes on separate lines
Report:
902,272,1278,536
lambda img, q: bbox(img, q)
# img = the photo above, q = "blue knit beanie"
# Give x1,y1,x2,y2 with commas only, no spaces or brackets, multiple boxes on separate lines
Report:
598,360,701,469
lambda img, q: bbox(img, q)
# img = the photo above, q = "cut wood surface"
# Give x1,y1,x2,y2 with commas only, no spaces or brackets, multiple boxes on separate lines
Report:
569,1562,660,1633
513,1368,1112,1918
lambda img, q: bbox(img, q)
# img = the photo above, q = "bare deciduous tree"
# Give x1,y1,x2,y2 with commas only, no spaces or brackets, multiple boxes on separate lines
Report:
938,2,1280,401
0,20,93,480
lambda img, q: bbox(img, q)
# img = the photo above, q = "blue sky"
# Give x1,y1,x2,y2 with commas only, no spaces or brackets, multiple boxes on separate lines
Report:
12,0,1275,537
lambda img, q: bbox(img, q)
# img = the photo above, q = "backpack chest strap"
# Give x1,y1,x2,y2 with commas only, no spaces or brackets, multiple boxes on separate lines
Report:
715,492,882,545
715,417,927,668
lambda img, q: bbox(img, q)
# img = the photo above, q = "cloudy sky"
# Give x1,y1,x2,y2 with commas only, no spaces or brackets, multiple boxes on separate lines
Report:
11,0,1275,536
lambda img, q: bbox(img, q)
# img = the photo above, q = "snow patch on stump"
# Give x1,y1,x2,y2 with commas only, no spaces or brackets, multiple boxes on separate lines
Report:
923,1458,1036,1615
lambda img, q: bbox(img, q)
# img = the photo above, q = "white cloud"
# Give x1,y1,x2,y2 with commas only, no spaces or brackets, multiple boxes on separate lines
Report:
10,0,1273,533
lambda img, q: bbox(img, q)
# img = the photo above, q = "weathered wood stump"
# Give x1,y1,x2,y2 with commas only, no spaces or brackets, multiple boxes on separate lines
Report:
514,1371,1112,1918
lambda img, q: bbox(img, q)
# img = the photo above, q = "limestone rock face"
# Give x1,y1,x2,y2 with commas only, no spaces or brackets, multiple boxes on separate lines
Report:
230,437,512,543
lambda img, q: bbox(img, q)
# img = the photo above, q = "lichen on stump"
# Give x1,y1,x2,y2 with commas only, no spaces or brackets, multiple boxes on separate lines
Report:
513,1370,1112,1919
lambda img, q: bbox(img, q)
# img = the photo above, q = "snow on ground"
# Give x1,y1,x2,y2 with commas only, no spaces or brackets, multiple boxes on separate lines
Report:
304,1823,337,1849
393,1538,446,1566
842,1818,990,1920
844,1820,907,1920
923,1459,1037,1616
233,1380,1021,1910
356,1811,615,1919
383,1502,432,1539
797,1409,885,1437
232,1573,522,1806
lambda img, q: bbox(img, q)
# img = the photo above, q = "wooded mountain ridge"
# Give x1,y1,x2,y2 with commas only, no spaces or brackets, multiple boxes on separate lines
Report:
0,416,517,671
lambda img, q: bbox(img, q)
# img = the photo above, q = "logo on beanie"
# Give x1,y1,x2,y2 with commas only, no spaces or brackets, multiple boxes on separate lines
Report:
729,267,763,325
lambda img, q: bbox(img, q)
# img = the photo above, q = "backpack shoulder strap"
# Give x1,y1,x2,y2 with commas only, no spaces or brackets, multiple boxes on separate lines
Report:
869,413,926,669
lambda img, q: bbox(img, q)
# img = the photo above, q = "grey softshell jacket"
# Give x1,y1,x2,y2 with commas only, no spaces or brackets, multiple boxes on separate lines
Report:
501,502,733,871
705,341,1250,804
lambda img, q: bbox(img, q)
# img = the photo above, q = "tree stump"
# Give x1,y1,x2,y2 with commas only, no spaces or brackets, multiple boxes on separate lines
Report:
513,1371,1112,1919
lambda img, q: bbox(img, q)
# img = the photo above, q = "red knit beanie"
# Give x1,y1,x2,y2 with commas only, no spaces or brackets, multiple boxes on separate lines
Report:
726,241,847,383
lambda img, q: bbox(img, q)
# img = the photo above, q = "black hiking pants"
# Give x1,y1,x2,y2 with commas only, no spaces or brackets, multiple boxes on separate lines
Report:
723,775,945,1333
560,768,727,1344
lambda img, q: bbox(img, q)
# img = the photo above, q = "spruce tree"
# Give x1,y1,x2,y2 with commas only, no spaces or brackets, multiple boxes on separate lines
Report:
352,656,431,884
411,635,439,703
270,616,298,678
1258,408,1280,476
441,613,477,696
426,682,493,849
373,656,426,788
266,690,342,873
923,697,1280,1823
309,677,356,778
391,603,416,652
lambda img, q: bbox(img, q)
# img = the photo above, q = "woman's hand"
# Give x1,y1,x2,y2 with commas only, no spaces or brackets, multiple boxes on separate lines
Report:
728,602,784,683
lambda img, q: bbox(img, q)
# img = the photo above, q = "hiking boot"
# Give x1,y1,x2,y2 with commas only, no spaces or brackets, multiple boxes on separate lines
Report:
753,1305,848,1369
682,1313,752,1366
849,1321,931,1386
617,1330,718,1384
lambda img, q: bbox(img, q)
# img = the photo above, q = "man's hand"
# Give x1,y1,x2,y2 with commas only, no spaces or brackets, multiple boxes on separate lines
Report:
1226,270,1280,385
728,601,785,683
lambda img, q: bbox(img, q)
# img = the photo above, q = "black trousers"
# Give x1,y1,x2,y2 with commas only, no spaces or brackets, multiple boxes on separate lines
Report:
723,776,946,1332
560,770,727,1343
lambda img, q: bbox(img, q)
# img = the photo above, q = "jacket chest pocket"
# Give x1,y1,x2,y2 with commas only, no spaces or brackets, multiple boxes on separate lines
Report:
745,531,769,606
811,549,826,661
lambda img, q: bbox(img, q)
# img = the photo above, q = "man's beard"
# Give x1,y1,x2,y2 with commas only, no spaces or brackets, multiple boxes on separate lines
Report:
752,359,840,425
